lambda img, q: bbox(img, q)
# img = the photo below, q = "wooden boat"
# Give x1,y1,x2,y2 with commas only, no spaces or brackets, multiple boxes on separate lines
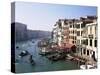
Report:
47,53,65,61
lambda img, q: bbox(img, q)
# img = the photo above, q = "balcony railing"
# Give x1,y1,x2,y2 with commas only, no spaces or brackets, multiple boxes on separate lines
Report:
82,34,88,38
88,34,93,38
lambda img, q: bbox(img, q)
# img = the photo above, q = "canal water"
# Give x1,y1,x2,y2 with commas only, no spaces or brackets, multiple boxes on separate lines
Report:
15,39,79,73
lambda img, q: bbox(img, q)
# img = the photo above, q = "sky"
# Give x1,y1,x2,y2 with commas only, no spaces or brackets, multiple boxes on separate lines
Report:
15,2,97,31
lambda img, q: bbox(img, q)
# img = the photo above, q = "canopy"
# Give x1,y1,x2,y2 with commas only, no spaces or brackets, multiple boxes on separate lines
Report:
65,44,73,49
58,44,74,49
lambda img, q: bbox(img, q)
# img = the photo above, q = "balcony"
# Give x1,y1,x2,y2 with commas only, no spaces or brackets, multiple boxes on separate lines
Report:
82,34,88,38
88,34,93,38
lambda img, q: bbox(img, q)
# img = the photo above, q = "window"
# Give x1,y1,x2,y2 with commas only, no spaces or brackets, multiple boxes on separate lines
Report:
70,25,72,28
69,31,71,34
81,40,83,44
77,40,80,45
64,20,68,25
77,31,80,36
76,24,80,28
90,50,92,54
90,39,92,46
72,41,74,44
95,27,96,35
95,40,97,47
69,22,72,24
83,49,86,54
82,40,85,45
73,25,75,28
81,23,85,28
73,30,74,34
90,27,92,34
86,39,88,45
81,49,82,55
87,50,89,55
81,48,82,51
81,31,83,36
73,36,74,39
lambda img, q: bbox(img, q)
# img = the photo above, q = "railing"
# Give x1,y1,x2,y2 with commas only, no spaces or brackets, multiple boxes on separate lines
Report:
88,34,93,38
82,34,88,38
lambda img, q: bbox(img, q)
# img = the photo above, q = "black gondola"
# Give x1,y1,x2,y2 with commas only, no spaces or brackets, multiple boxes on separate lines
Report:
29,55,35,65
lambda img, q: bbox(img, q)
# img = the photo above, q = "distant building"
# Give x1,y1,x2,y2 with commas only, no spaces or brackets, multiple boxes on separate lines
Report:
52,19,69,46
68,19,77,45
13,22,27,42
12,22,51,42
62,19,69,45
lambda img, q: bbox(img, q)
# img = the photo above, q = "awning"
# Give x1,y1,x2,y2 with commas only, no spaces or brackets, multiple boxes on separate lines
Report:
57,44,74,49
65,44,73,49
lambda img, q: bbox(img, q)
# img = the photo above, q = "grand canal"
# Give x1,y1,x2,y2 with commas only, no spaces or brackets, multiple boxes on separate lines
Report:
15,39,80,73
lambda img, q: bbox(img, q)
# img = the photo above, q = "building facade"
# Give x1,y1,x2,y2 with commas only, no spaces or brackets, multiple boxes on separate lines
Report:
52,16,97,62
52,19,69,46
79,16,97,61
81,20,97,61
68,19,76,45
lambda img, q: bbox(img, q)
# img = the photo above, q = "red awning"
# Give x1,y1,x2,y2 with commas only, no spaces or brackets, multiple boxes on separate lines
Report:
57,44,73,49
65,44,73,49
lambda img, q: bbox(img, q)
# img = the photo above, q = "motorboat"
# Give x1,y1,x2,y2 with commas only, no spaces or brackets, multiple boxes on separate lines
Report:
19,50,29,57
80,65,95,69
80,65,86,69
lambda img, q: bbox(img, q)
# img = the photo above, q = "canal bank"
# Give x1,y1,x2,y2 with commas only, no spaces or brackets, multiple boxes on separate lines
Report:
15,39,79,73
